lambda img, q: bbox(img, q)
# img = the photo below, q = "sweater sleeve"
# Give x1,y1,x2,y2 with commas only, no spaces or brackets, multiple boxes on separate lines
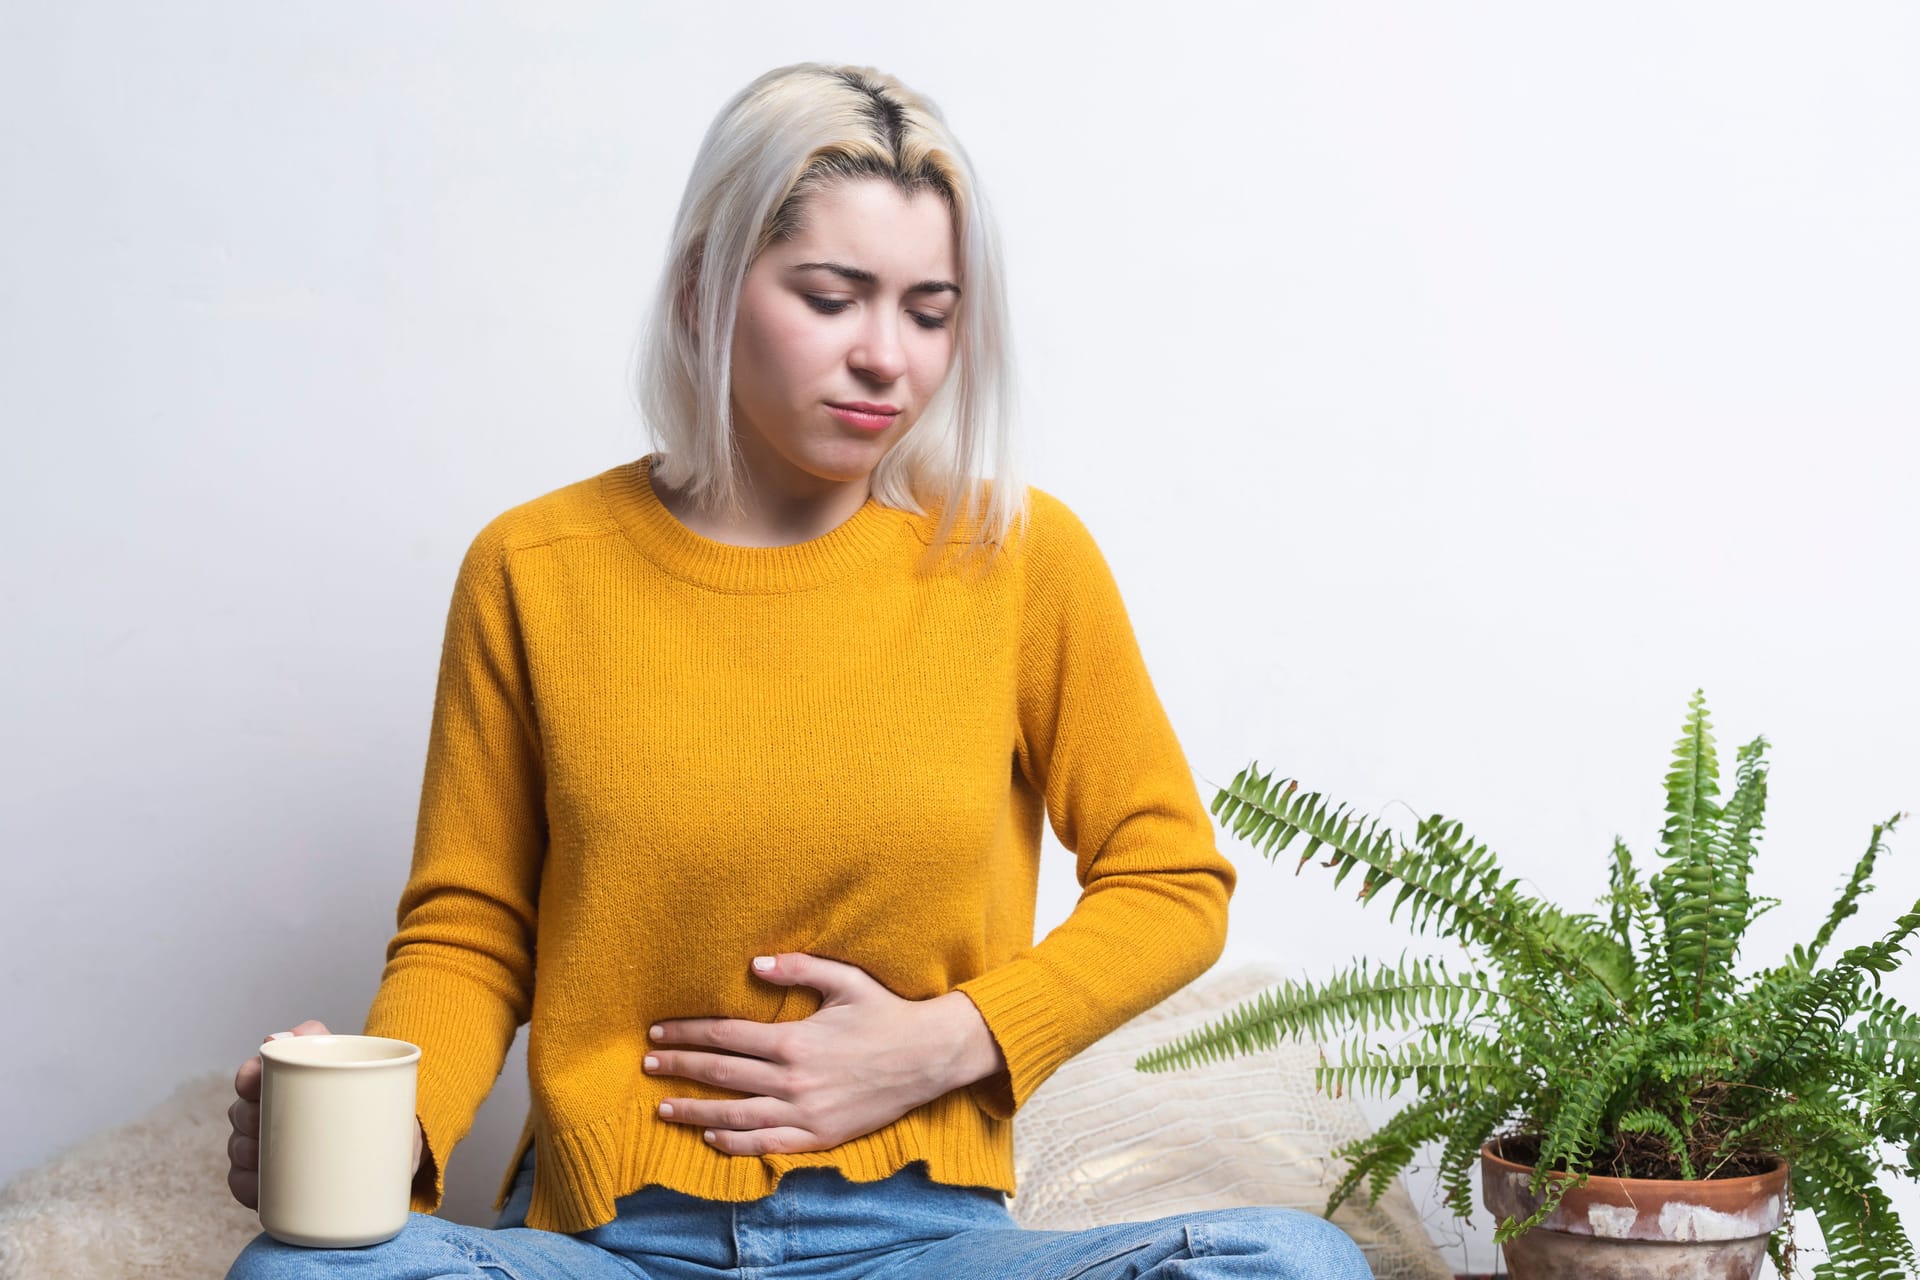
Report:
955,492,1236,1120
361,520,546,1216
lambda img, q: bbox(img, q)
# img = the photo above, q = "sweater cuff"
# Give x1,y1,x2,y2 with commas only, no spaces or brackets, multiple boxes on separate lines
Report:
364,971,520,1217
954,962,1075,1121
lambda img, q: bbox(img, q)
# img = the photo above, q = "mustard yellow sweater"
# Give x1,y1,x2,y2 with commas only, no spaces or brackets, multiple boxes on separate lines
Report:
361,454,1236,1233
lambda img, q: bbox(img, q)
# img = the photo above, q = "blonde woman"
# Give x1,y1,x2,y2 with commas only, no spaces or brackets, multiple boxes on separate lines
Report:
223,62,1373,1280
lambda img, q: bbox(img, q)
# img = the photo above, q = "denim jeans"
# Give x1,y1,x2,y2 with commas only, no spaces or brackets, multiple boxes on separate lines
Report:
226,1149,1374,1279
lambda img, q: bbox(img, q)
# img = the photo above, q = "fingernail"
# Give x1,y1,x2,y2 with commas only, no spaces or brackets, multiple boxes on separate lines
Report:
268,1032,293,1041
752,956,775,972
649,1025,663,1040
658,1102,673,1117
644,1055,659,1071
703,1129,716,1142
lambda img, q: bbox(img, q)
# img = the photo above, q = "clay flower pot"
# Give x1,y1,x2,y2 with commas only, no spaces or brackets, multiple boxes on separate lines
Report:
1480,1140,1789,1280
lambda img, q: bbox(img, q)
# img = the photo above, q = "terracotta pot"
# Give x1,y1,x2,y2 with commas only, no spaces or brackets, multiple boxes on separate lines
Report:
1480,1140,1789,1280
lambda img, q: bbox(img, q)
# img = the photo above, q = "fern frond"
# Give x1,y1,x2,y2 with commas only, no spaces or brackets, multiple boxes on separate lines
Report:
1491,1170,1584,1245
1532,1027,1651,1189
1716,733,1771,960
1794,1139,1917,1280
1616,1107,1696,1178
1411,812,1638,1003
1753,904,1920,1087
1651,1048,1740,1084
1435,1088,1517,1217
1805,814,1906,969
1650,689,1735,1019
1325,1094,1455,1214
1212,770,1480,936
1529,901,1640,1009
1313,1025,1512,1098
1605,837,1657,984
1843,990,1920,1089
1212,765,1636,1004
1710,1095,1870,1176
1131,957,1502,1073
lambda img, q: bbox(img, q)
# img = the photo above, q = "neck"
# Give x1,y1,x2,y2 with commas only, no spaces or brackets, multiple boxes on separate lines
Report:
650,454,872,549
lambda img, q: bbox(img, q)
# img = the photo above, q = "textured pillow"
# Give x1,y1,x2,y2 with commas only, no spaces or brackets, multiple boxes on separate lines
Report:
1009,960,1454,1280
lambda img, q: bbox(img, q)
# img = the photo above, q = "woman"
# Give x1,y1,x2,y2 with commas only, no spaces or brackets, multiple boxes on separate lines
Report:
224,62,1373,1279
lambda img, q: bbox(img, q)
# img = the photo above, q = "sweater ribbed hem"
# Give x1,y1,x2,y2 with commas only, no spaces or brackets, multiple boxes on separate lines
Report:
599,456,908,594
490,1087,1014,1232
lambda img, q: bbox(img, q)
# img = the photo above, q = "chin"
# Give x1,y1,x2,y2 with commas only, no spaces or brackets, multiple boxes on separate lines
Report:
799,437,896,482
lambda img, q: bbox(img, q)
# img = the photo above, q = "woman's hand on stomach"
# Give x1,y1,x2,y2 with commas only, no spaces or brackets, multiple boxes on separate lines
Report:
644,952,1003,1156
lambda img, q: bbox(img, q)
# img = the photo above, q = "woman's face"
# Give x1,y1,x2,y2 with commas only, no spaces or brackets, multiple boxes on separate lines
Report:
726,177,960,499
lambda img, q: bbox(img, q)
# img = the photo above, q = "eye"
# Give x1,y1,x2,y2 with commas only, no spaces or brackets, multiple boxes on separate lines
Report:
805,295,950,331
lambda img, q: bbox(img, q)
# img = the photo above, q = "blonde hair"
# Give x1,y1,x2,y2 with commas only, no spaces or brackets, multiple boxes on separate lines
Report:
631,62,1027,558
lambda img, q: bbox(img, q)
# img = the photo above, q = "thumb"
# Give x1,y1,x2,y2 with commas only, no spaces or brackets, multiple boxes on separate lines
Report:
263,1019,332,1045
750,952,875,1003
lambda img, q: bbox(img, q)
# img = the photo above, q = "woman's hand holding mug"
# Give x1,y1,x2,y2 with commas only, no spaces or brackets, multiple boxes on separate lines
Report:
227,1020,424,1210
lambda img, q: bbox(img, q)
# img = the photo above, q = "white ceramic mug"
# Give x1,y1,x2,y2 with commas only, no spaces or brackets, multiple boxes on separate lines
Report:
257,1033,421,1248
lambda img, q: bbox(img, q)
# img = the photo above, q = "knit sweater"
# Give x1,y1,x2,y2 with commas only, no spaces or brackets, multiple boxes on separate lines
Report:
360,453,1236,1234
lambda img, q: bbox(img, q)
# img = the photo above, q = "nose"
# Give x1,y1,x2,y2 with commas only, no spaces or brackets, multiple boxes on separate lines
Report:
848,312,909,385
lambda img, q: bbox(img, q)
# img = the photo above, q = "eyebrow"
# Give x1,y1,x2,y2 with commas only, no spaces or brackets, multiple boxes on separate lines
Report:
789,261,962,299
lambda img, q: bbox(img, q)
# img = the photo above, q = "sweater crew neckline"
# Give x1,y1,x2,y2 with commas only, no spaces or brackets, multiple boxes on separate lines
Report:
601,455,906,593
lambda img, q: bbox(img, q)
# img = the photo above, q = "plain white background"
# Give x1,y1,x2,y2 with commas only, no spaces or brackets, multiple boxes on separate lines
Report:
3,4,1915,1274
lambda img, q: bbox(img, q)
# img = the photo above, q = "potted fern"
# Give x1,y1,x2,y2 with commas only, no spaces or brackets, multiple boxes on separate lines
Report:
1138,692,1918,1280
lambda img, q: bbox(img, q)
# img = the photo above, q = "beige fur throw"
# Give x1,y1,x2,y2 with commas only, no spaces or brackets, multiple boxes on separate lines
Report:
0,1070,262,1278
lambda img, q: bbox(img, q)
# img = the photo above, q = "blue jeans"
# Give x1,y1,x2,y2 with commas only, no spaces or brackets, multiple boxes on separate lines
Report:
226,1149,1373,1278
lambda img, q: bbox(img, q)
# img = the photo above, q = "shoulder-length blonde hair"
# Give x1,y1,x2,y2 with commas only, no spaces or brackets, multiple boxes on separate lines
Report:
631,62,1027,558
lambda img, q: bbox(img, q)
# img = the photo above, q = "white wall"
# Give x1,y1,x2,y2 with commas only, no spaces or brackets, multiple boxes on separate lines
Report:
4,4,1915,1273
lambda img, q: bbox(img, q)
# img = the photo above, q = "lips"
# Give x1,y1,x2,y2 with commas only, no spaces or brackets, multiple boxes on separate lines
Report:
826,403,901,431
